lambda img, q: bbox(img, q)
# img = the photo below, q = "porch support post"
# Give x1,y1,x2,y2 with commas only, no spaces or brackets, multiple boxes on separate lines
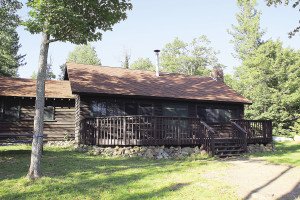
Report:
74,94,82,145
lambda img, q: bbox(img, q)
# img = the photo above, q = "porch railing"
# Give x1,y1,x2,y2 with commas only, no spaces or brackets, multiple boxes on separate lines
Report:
81,116,272,155
231,119,272,144
230,121,247,152
81,115,216,154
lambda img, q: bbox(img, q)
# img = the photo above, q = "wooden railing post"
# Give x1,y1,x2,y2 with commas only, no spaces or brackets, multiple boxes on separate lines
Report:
123,116,126,145
96,118,99,146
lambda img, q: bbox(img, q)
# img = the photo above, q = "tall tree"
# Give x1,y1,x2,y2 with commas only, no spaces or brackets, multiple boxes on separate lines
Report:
228,0,265,61
265,0,300,37
24,0,132,180
0,0,25,76
67,43,101,65
234,40,300,136
46,57,56,80
130,58,155,71
160,36,220,76
121,49,131,69
31,71,37,79
58,63,67,80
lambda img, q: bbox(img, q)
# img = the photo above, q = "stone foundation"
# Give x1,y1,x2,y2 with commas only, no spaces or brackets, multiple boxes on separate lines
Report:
247,143,275,153
75,145,208,159
45,140,76,147
71,143,275,158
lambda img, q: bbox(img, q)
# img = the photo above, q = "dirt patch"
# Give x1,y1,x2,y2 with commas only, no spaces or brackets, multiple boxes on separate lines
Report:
203,158,300,200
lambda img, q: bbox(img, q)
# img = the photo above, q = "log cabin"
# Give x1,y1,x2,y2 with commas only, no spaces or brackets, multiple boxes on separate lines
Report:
0,77,75,142
0,63,272,156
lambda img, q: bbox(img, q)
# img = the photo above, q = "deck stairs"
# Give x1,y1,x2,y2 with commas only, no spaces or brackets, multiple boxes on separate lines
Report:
214,139,246,158
210,123,247,158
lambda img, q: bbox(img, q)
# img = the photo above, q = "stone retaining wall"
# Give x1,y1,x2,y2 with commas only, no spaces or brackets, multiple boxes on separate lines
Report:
45,141,275,158
75,145,208,159
247,143,275,153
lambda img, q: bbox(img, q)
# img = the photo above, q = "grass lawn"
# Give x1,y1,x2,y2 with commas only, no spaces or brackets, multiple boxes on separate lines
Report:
0,145,238,200
250,142,300,167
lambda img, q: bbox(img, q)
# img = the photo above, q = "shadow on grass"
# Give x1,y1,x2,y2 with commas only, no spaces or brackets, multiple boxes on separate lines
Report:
0,146,209,199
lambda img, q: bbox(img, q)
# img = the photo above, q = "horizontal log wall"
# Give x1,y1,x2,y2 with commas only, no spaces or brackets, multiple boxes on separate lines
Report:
0,96,75,141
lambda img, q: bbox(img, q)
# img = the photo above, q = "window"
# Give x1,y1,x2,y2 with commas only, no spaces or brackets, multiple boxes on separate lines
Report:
197,107,232,123
0,99,4,120
162,104,188,117
91,100,107,117
107,102,124,116
139,104,153,116
125,103,138,115
44,106,55,121
0,99,20,121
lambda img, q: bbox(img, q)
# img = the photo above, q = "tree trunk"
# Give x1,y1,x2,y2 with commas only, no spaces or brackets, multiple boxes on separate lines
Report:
27,32,50,180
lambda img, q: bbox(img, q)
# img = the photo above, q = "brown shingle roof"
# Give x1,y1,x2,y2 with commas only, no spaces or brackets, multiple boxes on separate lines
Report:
0,77,74,99
66,63,251,104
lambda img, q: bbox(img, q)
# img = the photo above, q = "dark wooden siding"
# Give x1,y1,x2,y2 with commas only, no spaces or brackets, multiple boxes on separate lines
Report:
0,96,75,141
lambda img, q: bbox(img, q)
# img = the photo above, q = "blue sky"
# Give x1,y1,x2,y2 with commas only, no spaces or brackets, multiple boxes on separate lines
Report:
17,0,300,78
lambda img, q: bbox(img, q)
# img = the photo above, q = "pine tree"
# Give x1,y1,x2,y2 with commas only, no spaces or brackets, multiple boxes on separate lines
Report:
228,0,265,61
121,50,131,69
0,0,25,76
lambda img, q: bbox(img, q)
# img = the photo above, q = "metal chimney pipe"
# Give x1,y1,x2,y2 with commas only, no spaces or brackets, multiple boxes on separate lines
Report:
154,49,160,77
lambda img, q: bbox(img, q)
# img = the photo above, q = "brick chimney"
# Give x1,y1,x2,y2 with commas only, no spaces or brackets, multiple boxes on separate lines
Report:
211,66,224,82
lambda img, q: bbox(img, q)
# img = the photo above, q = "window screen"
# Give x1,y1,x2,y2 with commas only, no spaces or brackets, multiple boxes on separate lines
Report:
44,106,55,121
3,100,20,121
0,99,4,120
91,100,107,117
162,104,188,117
107,102,124,116
139,104,153,116
197,107,232,123
125,103,138,115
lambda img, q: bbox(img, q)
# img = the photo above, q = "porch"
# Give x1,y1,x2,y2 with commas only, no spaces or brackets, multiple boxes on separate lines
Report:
80,116,272,156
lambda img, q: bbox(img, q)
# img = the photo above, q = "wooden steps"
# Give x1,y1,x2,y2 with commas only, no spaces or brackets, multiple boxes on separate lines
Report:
214,139,246,158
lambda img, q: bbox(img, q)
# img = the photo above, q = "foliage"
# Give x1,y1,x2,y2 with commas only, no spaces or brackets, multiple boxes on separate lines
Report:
250,142,300,166
228,0,265,61
265,0,300,37
0,145,237,200
130,58,155,71
24,0,132,44
160,36,220,76
0,0,25,76
233,40,300,136
290,116,300,136
67,44,101,65
31,71,37,79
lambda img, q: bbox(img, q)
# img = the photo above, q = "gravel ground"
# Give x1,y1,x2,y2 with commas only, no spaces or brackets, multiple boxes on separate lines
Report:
203,158,300,200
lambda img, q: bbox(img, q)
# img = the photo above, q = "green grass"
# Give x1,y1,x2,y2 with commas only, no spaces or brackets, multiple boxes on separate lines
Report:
250,142,300,166
0,145,238,200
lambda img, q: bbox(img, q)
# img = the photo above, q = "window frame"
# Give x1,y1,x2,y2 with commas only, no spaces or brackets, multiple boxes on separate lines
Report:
0,98,21,122
44,105,55,121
